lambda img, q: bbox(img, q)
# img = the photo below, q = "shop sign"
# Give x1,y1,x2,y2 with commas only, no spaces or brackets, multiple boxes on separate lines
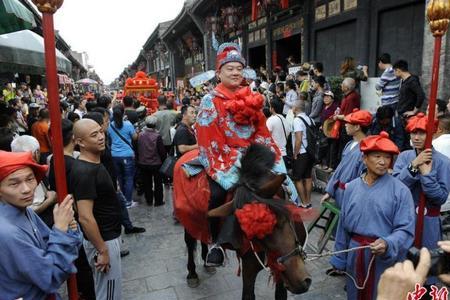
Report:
249,31,255,43
328,0,341,16
257,17,267,27
272,18,303,40
344,0,358,11
315,4,326,21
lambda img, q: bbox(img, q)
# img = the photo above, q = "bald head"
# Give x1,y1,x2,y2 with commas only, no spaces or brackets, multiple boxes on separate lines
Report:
73,119,105,155
73,118,99,139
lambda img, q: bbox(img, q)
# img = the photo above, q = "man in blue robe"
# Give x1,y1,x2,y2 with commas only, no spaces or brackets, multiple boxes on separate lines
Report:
393,113,450,286
322,109,372,208
330,132,415,300
0,151,82,300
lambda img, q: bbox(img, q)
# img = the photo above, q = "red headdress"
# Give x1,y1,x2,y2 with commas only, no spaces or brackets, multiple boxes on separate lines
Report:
360,131,400,155
344,108,373,127
216,43,246,71
0,151,48,183
405,113,432,133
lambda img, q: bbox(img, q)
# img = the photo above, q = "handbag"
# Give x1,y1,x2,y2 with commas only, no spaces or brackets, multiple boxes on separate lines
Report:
330,120,341,139
159,155,177,178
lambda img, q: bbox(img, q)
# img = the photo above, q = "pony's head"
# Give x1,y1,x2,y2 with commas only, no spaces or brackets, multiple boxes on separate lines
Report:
234,144,311,294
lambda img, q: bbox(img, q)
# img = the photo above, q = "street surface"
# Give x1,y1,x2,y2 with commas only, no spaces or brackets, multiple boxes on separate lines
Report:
118,187,347,300
58,187,347,299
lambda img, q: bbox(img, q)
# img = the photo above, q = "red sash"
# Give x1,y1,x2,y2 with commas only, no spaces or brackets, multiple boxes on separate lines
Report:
351,233,377,300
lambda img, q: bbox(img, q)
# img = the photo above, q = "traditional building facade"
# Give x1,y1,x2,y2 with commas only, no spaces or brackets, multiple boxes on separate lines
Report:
125,0,450,100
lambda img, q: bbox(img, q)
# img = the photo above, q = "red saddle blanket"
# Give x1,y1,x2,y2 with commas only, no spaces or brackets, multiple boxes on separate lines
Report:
173,149,213,244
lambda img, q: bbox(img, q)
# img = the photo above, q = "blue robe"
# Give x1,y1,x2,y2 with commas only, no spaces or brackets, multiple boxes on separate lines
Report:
0,202,82,300
330,174,415,300
325,140,365,208
393,149,450,284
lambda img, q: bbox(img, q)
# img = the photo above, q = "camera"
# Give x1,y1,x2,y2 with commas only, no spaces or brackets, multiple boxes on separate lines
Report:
407,246,450,277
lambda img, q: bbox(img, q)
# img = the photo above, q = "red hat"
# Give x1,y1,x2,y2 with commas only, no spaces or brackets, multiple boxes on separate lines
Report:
405,113,428,133
216,43,246,71
0,151,48,183
360,131,400,154
344,109,373,127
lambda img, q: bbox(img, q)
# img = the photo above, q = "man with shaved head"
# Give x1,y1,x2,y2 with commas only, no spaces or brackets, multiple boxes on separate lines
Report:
70,119,123,299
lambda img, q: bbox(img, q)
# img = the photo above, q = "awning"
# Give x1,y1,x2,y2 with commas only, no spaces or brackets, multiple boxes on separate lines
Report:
0,0,36,35
76,78,98,85
0,29,72,75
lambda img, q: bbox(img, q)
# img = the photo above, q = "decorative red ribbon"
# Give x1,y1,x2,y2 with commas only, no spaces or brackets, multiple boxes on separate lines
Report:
352,234,377,300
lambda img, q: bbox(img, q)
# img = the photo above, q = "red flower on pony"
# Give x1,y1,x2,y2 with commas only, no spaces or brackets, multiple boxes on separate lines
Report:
235,202,277,239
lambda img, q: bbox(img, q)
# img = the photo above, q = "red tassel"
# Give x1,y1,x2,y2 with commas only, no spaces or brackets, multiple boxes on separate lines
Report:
252,0,258,21
280,0,289,9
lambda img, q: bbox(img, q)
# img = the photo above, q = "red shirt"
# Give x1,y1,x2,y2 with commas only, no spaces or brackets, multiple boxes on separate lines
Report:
340,91,361,116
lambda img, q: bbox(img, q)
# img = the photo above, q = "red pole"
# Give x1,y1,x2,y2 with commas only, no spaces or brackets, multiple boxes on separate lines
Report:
41,13,78,300
413,36,442,248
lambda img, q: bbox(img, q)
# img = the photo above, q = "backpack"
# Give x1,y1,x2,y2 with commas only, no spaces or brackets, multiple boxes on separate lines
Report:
296,116,321,163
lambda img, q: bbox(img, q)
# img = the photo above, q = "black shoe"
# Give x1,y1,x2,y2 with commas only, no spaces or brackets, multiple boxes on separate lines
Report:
205,245,225,267
120,250,130,257
125,226,146,234
154,202,165,207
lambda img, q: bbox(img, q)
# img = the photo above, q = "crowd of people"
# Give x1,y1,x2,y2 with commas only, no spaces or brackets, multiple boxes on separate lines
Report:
1,44,450,300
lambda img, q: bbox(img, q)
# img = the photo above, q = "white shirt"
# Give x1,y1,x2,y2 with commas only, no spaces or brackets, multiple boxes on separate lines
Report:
266,114,291,156
283,89,298,115
433,134,450,212
433,134,450,158
292,112,313,155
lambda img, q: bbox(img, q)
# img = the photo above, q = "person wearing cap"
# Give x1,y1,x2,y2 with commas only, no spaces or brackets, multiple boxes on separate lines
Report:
0,151,82,299
330,132,415,300
322,109,372,208
190,42,297,266
393,113,450,288
137,115,166,206
318,90,339,170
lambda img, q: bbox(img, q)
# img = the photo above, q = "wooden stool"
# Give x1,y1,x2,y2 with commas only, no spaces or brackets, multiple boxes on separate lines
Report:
307,200,340,254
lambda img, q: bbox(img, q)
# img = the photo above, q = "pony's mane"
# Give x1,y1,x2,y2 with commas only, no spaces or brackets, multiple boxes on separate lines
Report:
234,144,290,218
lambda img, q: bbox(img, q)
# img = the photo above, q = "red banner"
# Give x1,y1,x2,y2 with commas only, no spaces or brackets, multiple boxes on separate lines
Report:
281,0,289,9
252,0,258,21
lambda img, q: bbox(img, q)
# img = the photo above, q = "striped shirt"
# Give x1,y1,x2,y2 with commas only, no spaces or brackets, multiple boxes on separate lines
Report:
376,66,401,106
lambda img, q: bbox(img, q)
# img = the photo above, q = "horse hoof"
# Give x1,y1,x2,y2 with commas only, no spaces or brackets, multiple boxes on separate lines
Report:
203,265,217,275
187,277,200,288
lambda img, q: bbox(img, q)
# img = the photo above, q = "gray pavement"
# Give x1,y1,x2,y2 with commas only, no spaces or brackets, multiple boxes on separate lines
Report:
119,187,347,300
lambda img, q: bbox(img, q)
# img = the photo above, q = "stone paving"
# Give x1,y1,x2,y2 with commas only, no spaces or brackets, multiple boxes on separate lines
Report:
119,187,347,300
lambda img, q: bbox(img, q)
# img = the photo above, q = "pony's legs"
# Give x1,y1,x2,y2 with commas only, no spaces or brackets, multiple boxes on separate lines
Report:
184,230,200,287
241,251,263,300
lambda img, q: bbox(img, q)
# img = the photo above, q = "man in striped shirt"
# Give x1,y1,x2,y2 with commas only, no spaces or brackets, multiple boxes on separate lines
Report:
375,53,401,111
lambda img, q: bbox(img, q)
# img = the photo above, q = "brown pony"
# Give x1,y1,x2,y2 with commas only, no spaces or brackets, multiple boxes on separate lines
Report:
173,144,311,300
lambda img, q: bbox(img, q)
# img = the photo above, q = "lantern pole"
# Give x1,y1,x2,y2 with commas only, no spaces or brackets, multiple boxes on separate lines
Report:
31,1,78,299
414,0,450,247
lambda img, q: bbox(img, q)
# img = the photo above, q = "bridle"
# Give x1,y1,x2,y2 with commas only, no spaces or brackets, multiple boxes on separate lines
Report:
277,220,308,264
249,216,309,273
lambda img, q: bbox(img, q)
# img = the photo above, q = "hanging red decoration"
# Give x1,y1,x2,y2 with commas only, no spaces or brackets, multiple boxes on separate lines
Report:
252,0,258,21
280,0,289,9
235,203,277,240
